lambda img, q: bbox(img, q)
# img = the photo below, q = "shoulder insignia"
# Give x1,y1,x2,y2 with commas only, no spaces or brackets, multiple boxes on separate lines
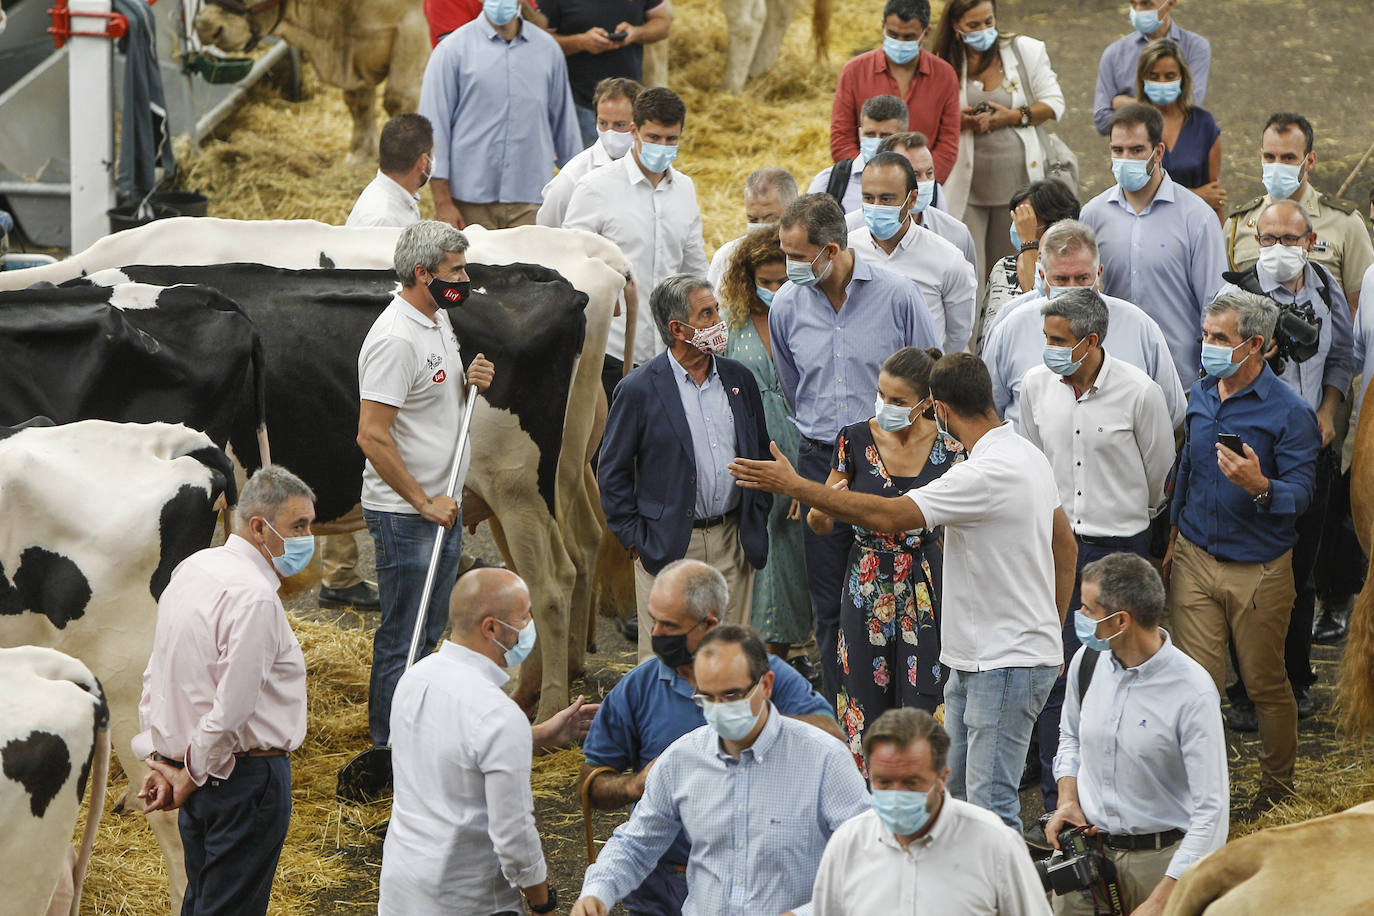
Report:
1225,196,1264,220
1319,195,1359,216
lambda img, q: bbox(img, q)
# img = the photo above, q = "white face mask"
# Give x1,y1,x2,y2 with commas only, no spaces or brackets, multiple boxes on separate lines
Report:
686,319,730,355
1256,243,1308,284
598,127,634,159
744,220,778,237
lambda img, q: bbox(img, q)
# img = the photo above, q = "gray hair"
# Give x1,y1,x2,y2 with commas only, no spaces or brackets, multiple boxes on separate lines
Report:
744,168,799,206
1040,219,1099,270
860,94,909,128
651,275,713,347
236,465,315,528
780,193,849,251
1206,291,1278,347
393,220,469,287
1041,288,1109,343
1081,552,1165,628
1258,198,1314,235
658,558,728,621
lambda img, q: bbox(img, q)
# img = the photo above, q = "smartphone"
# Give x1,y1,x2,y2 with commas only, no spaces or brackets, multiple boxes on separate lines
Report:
1218,433,1244,456
971,102,993,115
608,31,628,41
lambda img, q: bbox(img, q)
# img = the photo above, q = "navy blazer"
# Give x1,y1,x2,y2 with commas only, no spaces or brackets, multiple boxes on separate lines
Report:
598,351,772,576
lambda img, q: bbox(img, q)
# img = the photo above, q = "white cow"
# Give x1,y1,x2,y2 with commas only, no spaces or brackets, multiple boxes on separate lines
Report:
0,420,237,912
0,646,111,916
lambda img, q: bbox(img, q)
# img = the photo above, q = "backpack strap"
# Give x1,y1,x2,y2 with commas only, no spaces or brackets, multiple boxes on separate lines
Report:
826,159,854,206
1077,647,1101,705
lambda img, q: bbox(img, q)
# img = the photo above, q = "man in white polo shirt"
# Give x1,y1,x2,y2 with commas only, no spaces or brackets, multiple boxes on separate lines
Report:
357,220,495,749
731,352,1077,830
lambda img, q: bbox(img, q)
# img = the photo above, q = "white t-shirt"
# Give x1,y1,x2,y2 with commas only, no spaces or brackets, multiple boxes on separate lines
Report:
359,296,467,513
909,422,1062,671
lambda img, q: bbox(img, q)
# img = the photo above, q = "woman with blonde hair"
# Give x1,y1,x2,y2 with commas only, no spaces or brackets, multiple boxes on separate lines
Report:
720,227,810,658
1135,37,1224,216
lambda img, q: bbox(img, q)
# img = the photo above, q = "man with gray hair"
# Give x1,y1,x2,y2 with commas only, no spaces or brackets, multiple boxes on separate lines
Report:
810,94,910,212
577,560,837,915
599,275,773,661
1165,290,1319,805
134,465,317,915
705,167,799,289
981,219,1184,430
357,220,496,747
1018,287,1175,812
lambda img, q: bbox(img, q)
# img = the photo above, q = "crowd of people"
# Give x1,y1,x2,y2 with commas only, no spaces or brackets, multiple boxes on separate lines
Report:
130,0,1374,914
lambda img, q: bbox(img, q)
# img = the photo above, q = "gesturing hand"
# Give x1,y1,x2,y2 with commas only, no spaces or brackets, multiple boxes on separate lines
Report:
729,441,803,495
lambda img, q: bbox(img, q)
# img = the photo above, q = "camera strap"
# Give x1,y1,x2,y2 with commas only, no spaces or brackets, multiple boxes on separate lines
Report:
1077,648,1101,705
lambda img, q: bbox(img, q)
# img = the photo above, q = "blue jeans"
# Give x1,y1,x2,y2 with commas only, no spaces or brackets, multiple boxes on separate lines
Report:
575,103,598,149
945,664,1057,831
364,508,463,745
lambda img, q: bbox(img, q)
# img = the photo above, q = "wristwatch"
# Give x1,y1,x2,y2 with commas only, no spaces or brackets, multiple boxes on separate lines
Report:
530,887,558,914
1019,105,1033,126
1253,484,1273,509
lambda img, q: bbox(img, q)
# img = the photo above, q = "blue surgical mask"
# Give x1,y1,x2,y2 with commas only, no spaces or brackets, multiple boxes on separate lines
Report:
1261,162,1303,200
1043,337,1090,377
883,35,921,65
1074,609,1123,652
701,682,762,741
637,138,678,173
786,249,831,287
1111,152,1156,192
263,520,314,578
1200,340,1251,379
1143,79,1181,106
1034,267,1074,301
755,285,775,306
859,136,883,162
874,394,923,432
1009,224,1022,250
492,617,537,667
864,202,908,241
872,788,936,835
912,180,935,213
962,26,998,52
484,0,520,26
1128,6,1160,35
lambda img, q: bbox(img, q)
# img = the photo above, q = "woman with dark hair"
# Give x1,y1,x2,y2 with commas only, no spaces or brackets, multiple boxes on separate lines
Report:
808,347,963,770
931,0,1066,287
1136,37,1224,217
719,227,810,657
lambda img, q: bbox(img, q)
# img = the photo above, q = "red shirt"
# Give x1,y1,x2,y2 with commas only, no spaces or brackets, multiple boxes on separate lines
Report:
424,0,485,45
829,48,961,183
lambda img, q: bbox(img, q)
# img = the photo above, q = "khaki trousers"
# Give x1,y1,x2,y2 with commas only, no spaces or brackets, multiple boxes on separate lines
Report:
1050,843,1175,915
632,515,755,662
319,505,366,589
1169,535,1297,786
456,200,537,229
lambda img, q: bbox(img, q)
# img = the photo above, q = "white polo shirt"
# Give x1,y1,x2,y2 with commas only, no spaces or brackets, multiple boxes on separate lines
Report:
848,220,977,353
1019,353,1175,538
359,295,467,513
908,422,1062,671
345,171,421,228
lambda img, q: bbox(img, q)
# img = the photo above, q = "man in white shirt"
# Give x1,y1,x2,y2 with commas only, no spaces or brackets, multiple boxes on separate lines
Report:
345,114,433,230
809,94,908,213
813,708,1050,915
1048,553,1228,916
705,167,798,289
983,220,1186,429
356,221,495,747
380,567,598,916
1018,288,1175,812
537,77,643,228
731,352,1078,830
563,86,708,401
848,151,976,353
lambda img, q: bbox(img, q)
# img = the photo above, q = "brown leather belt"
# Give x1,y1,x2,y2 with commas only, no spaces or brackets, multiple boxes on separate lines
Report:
236,748,288,758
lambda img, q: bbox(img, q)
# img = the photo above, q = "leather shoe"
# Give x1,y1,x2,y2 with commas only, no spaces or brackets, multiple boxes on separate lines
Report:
1312,599,1352,644
319,581,380,610
788,654,821,688
1295,685,1317,719
618,615,639,645
1225,700,1259,733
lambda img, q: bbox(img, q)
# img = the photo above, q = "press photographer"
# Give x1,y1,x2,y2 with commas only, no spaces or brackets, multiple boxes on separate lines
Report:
1047,553,1229,916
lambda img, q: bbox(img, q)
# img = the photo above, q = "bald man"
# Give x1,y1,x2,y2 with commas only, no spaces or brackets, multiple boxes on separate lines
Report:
379,569,597,916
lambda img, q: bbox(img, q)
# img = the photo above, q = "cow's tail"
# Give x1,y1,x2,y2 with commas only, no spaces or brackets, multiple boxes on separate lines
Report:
70,682,110,916
621,276,638,378
1339,545,1374,742
250,329,272,467
812,0,831,59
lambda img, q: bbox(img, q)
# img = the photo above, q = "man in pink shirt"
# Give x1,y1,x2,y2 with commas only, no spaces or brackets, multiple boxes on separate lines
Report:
829,0,961,183
133,465,315,916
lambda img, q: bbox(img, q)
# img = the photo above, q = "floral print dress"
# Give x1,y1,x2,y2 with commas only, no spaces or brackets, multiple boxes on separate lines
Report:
831,420,964,771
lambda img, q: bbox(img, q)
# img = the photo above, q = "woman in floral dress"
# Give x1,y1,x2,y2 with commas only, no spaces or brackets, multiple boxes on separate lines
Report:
808,347,963,770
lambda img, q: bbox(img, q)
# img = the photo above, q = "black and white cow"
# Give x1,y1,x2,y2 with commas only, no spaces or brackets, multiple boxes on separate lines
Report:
0,645,111,916
0,420,236,912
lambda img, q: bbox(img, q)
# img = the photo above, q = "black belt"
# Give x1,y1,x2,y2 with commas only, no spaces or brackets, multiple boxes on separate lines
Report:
1076,532,1146,548
1103,828,1184,851
802,435,833,451
693,509,738,529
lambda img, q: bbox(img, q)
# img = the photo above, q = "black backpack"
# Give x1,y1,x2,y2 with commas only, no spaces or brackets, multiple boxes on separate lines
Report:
826,159,854,206
1077,647,1101,704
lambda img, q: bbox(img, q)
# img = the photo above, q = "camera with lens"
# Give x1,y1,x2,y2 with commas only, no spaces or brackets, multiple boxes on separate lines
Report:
1035,826,1125,916
1269,300,1322,372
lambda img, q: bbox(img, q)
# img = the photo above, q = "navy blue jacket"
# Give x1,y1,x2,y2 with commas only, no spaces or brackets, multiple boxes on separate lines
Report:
598,351,771,575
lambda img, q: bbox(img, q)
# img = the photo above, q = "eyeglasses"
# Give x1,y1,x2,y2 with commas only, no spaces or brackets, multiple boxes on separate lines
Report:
691,678,759,707
1256,233,1309,247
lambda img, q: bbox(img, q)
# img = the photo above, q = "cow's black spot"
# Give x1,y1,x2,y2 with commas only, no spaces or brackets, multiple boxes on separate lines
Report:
318,252,335,269
152,484,220,601
185,444,238,508
1,730,71,818
0,547,93,629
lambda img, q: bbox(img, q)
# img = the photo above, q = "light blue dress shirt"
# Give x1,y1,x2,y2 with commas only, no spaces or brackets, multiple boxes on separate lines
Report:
769,255,938,442
419,16,581,205
1092,22,1211,135
670,354,740,517
579,707,871,916
983,291,1186,430
1081,171,1227,385
1217,262,1355,412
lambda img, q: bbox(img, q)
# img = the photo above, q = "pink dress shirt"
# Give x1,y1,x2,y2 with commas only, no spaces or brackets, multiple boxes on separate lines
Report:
131,534,307,785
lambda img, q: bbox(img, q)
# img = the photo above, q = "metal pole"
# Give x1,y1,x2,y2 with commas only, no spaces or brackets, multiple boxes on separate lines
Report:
67,0,116,251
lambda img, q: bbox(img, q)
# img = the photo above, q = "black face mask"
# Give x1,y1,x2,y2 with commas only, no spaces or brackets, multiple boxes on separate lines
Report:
428,276,470,306
652,621,702,669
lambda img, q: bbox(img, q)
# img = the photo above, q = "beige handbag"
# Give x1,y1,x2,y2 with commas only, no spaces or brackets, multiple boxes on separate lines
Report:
1008,37,1079,196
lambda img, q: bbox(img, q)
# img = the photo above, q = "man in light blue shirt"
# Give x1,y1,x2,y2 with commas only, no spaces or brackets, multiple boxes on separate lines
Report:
770,192,938,703
571,625,869,916
420,0,581,229
1092,0,1210,135
982,220,1185,430
1081,104,1226,385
